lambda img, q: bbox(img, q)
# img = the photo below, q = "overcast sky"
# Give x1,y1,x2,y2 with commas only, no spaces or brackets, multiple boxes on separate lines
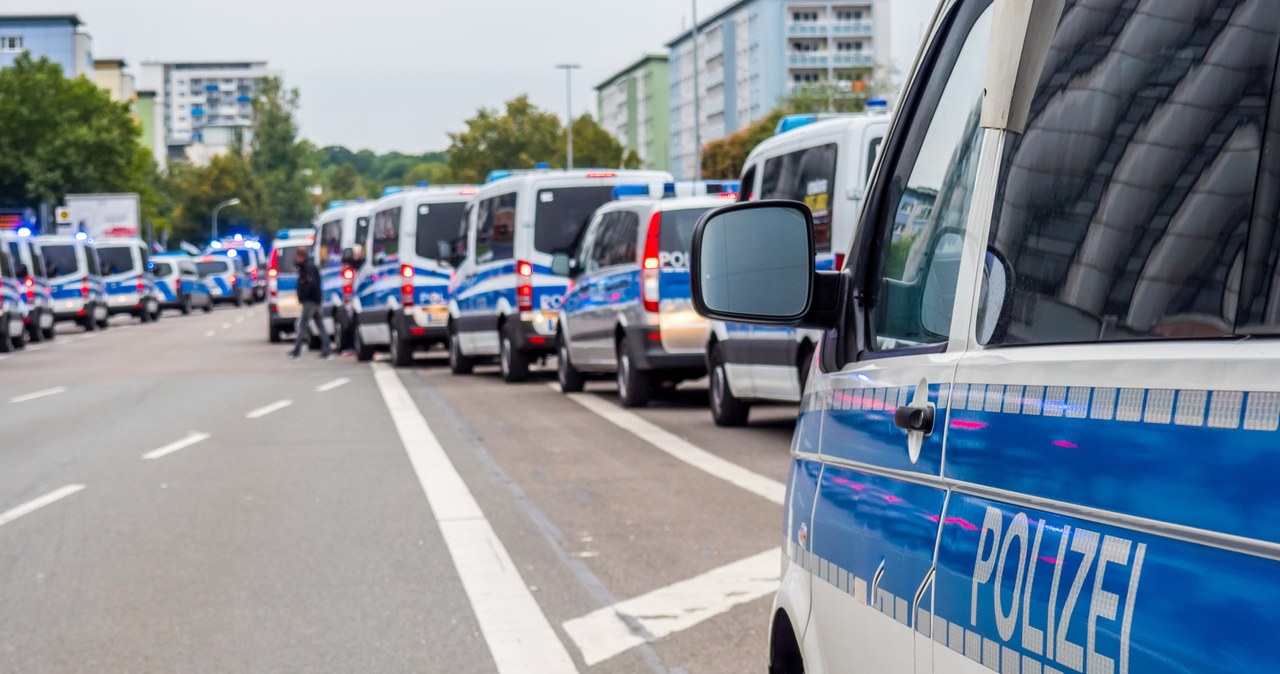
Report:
13,1,730,153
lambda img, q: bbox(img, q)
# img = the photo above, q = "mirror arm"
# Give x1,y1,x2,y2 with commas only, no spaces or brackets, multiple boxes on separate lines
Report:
797,270,844,330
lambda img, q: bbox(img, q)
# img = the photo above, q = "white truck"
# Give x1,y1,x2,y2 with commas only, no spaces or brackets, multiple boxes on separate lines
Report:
60,193,141,239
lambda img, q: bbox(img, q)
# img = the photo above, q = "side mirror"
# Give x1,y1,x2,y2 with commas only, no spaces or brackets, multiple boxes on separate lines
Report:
551,252,573,277
691,200,819,325
341,248,355,265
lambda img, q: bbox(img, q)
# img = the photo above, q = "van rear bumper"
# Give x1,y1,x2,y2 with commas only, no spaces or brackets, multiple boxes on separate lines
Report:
623,325,707,375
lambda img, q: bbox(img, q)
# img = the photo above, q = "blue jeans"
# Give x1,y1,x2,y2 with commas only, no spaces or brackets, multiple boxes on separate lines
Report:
290,302,330,357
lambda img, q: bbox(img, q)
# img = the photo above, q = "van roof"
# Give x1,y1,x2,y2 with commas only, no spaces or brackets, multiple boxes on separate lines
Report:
746,112,890,166
475,169,674,197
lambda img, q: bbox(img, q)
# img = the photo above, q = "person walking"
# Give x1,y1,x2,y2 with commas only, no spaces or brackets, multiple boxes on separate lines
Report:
288,247,332,360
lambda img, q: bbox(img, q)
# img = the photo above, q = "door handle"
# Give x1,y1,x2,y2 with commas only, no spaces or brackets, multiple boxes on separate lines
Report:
893,404,935,435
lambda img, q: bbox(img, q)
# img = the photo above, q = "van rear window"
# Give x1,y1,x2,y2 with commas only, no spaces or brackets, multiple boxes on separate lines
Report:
197,260,230,276
152,262,173,277
274,247,302,274
415,201,467,262
534,186,617,255
658,208,713,255
97,246,136,275
41,245,78,277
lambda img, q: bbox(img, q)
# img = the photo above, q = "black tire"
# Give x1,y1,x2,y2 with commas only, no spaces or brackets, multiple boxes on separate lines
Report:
0,321,12,353
139,305,152,323
150,301,162,323
353,325,375,362
82,307,97,332
448,325,474,375
11,322,25,350
27,313,44,343
616,338,651,408
709,345,750,427
389,317,412,368
499,322,530,383
234,291,244,308
269,324,282,343
180,295,193,316
97,315,110,330
202,301,213,313
557,334,585,393
42,323,56,341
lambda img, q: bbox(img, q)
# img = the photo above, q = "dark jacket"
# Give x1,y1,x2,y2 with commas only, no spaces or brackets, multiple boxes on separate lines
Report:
296,258,323,304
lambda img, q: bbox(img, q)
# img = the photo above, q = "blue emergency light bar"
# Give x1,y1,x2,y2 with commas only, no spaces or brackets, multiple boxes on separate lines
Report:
612,185,652,200
776,114,819,135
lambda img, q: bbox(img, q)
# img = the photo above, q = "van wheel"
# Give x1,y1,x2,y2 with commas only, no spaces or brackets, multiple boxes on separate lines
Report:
0,322,11,353
150,301,162,322
27,313,44,343
448,326,474,375
710,346,749,427
389,318,412,368
139,305,152,323
234,290,245,308
180,295,193,315
42,323,56,340
557,334,585,393
10,323,25,350
353,325,374,362
499,323,530,383
616,339,651,408
82,308,97,332
269,324,282,343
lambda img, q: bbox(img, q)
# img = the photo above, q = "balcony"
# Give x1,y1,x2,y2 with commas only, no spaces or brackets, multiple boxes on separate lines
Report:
831,21,874,36
832,53,875,68
788,53,831,68
787,22,828,37
703,68,724,89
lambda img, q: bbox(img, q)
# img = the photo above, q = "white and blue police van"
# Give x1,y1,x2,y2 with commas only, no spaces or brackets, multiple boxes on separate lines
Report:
0,242,27,351
34,234,109,331
447,168,672,382
706,108,889,426
555,189,733,406
313,199,373,349
94,238,163,323
1,228,55,342
196,253,251,306
352,185,479,366
266,228,315,343
210,236,267,302
690,1,1280,672
150,252,213,315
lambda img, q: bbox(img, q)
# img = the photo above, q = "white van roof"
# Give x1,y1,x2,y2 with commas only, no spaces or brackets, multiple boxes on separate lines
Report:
745,112,890,166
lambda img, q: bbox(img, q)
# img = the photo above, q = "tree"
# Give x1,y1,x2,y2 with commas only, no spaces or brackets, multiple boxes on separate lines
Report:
250,76,311,231
167,153,266,245
327,163,363,199
0,54,148,208
701,110,784,179
445,95,562,183
558,114,641,169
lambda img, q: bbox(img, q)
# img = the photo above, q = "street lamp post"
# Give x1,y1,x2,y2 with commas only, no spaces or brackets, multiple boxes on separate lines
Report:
556,64,581,170
211,198,241,242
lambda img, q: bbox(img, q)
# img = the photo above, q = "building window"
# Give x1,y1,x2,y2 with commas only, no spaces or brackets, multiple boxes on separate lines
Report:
0,36,23,52
836,10,864,21
792,11,819,22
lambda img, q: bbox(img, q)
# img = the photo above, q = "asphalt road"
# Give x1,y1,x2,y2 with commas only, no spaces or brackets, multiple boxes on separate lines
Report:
0,304,797,673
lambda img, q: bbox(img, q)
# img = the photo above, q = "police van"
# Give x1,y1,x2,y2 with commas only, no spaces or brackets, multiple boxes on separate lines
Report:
313,200,373,349
0,243,27,351
690,1,1280,672
447,168,672,381
35,234,109,331
210,237,267,302
1,228,55,342
555,191,731,406
706,109,888,426
351,185,478,365
197,254,251,306
266,228,314,343
151,252,213,315
95,238,163,323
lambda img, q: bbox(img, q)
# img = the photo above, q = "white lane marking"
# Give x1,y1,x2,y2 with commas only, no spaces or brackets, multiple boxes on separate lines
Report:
245,399,293,419
204,330,216,337
0,484,86,528
25,345,48,352
560,388,786,505
563,547,781,666
220,322,232,329
316,377,350,392
235,316,245,323
0,354,9,362
372,363,577,674
142,432,211,460
9,387,68,404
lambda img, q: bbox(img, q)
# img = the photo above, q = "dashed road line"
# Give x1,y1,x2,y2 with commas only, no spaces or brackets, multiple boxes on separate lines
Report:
245,399,293,419
9,387,68,404
142,432,211,460
221,322,232,330
373,363,577,674
559,387,786,505
316,377,350,392
204,330,216,337
563,547,781,666
0,484,86,528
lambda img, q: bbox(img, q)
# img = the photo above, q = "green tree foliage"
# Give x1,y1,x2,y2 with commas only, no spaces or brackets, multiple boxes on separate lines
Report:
250,77,311,231
311,146,449,199
327,163,363,199
445,95,563,184
0,54,149,207
701,110,784,180
558,114,642,170
167,153,265,245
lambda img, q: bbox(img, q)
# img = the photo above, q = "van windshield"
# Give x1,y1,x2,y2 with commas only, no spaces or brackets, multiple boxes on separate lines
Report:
197,261,230,276
41,244,79,278
534,186,617,255
658,208,714,254
415,201,468,261
97,246,136,275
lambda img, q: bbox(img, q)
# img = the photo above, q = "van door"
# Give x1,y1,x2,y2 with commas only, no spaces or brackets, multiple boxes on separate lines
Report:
560,211,611,366
804,1,994,673
454,191,517,355
933,4,1280,673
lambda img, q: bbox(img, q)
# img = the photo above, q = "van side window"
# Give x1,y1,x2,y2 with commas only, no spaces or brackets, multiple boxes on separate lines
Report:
0,249,11,278
866,1,993,351
761,144,838,253
354,216,370,251
981,3,1280,346
476,192,517,263
319,220,342,264
585,213,616,274
372,207,401,259
606,212,639,267
85,247,100,276
738,164,757,202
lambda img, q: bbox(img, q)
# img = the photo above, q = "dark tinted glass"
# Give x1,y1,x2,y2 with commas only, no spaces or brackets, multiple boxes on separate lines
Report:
658,208,713,256
41,245,78,277
534,186,616,255
0,249,11,278
152,262,174,277
983,0,1280,345
274,247,301,274
354,216,370,248
319,220,342,264
760,144,838,252
372,208,401,258
415,201,468,260
96,246,135,275
28,244,45,278
476,192,517,262
5,242,20,275
197,260,230,276
699,206,811,317
85,247,100,275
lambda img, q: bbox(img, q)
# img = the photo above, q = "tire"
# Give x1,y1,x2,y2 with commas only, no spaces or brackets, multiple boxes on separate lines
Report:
389,317,413,368
150,301,162,323
27,312,44,343
82,307,97,332
353,324,375,362
269,324,282,343
499,322,530,383
202,301,213,314
97,314,110,330
0,320,12,353
42,323,55,341
11,322,25,350
557,334,585,393
448,325,474,375
139,305,152,323
709,346,750,427
180,295,193,316
234,291,244,308
616,338,651,408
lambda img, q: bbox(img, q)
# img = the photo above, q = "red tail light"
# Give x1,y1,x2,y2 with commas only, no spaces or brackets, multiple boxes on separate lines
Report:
835,253,846,271
25,278,35,303
586,171,617,178
268,249,279,278
342,267,355,300
401,264,415,307
230,275,237,285
22,277,33,288
251,268,259,281
81,278,90,298
642,213,661,313
342,267,355,281
137,276,146,292
516,260,533,311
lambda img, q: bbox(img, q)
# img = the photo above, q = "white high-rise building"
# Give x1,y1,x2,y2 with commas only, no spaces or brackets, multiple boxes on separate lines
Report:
138,60,277,167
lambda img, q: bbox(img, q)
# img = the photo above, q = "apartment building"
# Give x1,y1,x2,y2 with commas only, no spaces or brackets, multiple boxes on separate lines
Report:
0,14,92,78
138,60,277,167
595,54,671,171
